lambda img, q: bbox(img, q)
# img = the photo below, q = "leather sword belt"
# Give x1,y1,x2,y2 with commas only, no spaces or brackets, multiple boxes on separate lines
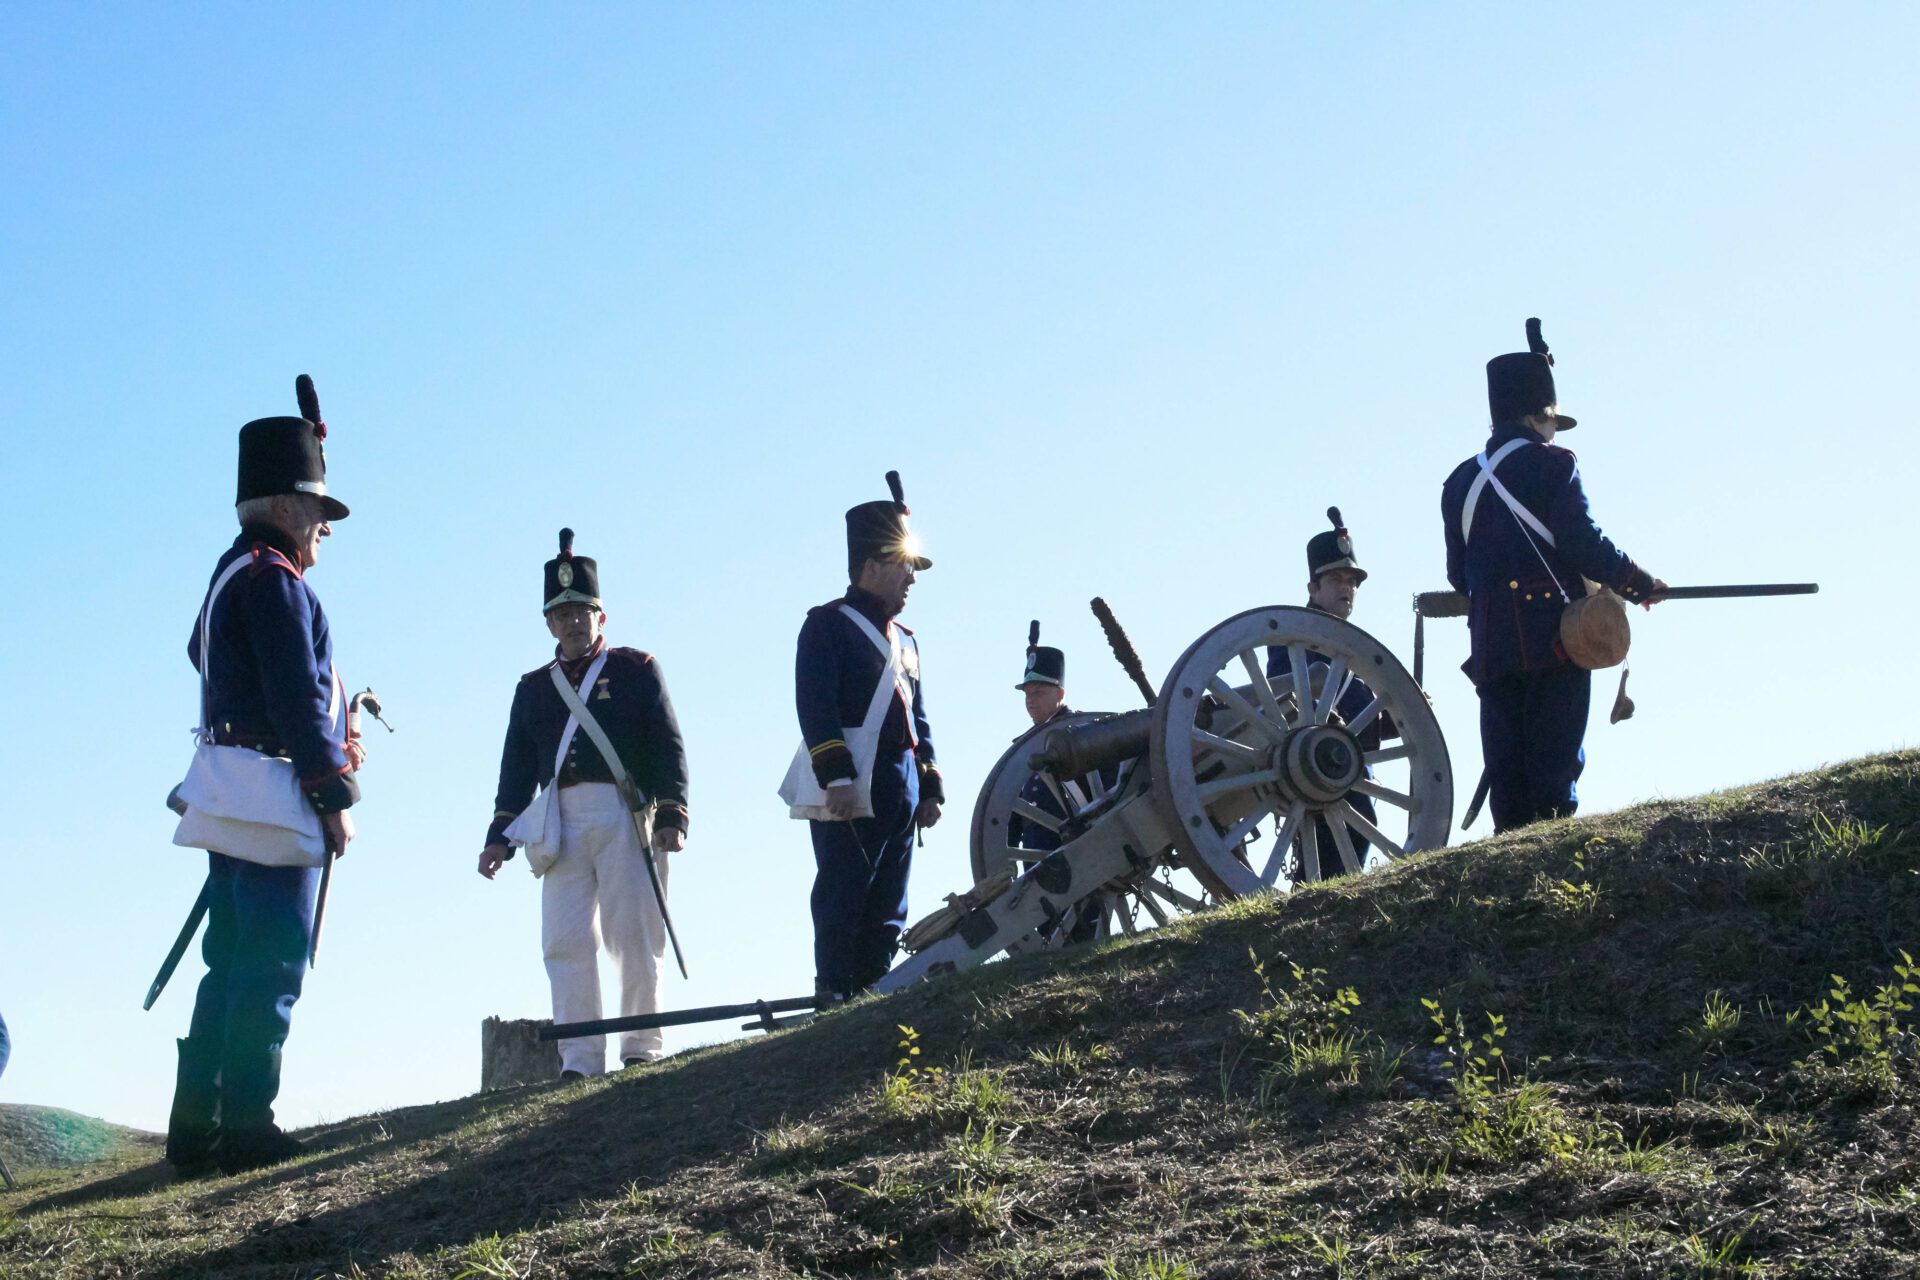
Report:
212,725,288,757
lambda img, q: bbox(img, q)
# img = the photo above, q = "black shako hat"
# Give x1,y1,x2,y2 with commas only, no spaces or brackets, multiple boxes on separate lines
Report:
1486,317,1577,430
543,527,602,613
1306,506,1366,583
845,470,932,578
1018,619,1065,689
236,374,349,519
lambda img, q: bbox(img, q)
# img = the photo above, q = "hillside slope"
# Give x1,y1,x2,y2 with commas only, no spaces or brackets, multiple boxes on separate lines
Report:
2,752,1917,1279
0,1106,155,1171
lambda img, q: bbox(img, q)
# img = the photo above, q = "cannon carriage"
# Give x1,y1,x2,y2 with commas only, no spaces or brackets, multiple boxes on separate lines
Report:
876,603,1454,993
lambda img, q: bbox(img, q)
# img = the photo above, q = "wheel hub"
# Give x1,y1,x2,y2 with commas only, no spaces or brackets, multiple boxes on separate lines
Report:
1278,723,1363,805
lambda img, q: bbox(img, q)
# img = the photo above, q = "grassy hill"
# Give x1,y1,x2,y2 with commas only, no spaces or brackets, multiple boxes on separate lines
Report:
0,1105,155,1173
2,751,1917,1279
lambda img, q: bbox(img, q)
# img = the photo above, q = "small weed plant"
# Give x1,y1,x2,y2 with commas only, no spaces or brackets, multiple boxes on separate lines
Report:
1788,953,1919,1097
1100,1253,1194,1280
879,1025,944,1117
1686,990,1744,1054
1230,949,1373,1095
1538,840,1601,917
1420,1000,1587,1163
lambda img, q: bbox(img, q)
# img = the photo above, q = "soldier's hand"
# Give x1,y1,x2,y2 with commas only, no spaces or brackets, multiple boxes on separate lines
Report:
652,827,684,854
916,798,943,829
344,738,368,772
823,783,862,820
1642,578,1671,609
479,843,510,880
322,809,355,859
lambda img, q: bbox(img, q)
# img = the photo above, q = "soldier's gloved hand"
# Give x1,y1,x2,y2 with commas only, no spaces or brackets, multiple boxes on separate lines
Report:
823,781,862,820
652,827,684,854
478,843,510,880
1641,578,1670,609
916,798,943,829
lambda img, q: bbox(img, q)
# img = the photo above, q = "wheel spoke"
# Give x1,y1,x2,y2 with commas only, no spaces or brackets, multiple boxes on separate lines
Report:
1297,815,1322,883
1062,778,1090,810
1327,811,1364,874
1267,800,1308,887
1196,770,1272,803
1313,657,1351,725
1335,799,1406,860
1221,799,1277,849
1191,726,1261,765
1345,695,1382,737
1351,777,1414,810
1135,888,1170,927
1011,800,1065,833
1039,772,1074,815
1364,742,1410,766
1286,645,1312,723
1207,676,1287,745
1115,902,1139,937
1238,648,1290,726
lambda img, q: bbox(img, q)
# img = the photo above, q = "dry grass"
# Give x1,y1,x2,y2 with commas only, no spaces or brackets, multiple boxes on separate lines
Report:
4,751,1920,1278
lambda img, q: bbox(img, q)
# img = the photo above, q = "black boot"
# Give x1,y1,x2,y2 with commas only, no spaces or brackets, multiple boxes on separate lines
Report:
218,1043,305,1174
218,1124,306,1173
165,1037,221,1178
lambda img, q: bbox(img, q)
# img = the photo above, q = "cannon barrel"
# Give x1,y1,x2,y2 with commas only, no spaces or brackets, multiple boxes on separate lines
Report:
1030,708,1152,779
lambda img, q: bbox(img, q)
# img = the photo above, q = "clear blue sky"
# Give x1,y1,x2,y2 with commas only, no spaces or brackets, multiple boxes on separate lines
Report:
2,4,1913,1131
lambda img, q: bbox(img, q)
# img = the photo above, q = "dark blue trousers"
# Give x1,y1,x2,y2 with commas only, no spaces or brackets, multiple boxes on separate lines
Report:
809,752,918,996
1478,665,1591,833
183,852,319,1129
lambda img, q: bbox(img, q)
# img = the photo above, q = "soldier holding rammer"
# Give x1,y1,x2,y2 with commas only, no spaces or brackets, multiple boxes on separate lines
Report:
1441,319,1666,831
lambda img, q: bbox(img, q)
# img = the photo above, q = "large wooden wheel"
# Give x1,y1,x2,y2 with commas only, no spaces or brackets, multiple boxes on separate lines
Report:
970,714,1216,941
1148,606,1452,898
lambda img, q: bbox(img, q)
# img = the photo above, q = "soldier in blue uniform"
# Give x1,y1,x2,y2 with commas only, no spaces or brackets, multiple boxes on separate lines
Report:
1265,508,1394,878
167,379,360,1176
1006,624,1113,941
1007,623,1075,857
480,530,690,1078
789,472,943,1002
1441,319,1666,832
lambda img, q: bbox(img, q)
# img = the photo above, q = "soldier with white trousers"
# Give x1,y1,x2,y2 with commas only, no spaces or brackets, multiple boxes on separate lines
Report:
480,529,690,1078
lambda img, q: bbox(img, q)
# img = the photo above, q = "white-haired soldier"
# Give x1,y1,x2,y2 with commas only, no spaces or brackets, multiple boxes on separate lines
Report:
167,377,360,1176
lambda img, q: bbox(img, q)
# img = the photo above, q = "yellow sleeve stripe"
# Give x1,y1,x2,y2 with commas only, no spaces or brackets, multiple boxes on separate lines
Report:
809,739,848,757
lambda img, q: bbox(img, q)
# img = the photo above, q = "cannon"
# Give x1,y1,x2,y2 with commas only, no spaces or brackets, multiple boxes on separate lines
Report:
874,603,1454,992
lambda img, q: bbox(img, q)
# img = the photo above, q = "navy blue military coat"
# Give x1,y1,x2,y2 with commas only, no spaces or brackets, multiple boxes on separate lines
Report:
486,641,690,851
1441,424,1655,686
795,587,942,802
187,525,356,813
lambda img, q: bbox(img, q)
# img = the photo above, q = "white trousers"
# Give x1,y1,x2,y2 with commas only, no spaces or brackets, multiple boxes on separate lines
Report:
541,782,670,1075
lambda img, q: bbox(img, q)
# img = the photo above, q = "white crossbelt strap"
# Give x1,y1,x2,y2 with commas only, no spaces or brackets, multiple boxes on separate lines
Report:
195,554,341,743
837,602,915,714
545,651,612,785
1461,437,1556,548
